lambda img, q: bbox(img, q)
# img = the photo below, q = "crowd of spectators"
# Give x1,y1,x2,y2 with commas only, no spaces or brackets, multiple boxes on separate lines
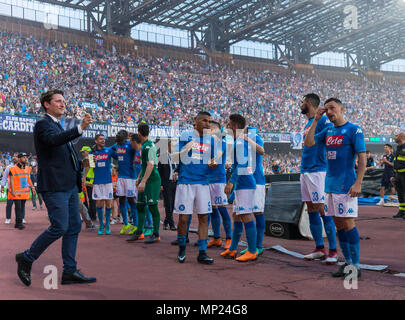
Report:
263,153,301,174
262,152,388,175
0,31,404,137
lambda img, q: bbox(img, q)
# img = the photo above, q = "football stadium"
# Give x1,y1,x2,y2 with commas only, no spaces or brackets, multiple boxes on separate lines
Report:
1,0,405,305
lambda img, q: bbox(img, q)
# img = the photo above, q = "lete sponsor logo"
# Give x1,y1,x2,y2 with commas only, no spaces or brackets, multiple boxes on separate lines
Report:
94,154,109,161
134,154,141,164
191,142,209,153
326,136,343,147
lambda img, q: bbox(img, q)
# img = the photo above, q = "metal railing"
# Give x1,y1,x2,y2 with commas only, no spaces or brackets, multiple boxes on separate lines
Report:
0,1,87,32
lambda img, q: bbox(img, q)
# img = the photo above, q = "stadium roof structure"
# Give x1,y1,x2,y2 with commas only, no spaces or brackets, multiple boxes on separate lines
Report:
37,0,405,71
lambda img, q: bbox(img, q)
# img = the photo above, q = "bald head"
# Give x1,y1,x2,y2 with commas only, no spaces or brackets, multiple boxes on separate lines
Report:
395,132,405,145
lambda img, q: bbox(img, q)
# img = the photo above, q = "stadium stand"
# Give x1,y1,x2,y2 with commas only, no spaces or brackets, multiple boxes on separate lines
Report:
0,17,404,139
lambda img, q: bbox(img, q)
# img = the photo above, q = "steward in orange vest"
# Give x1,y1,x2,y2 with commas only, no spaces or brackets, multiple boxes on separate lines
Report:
9,163,34,200
9,153,35,229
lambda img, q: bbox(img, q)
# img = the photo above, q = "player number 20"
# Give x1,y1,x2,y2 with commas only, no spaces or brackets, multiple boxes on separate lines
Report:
214,197,222,205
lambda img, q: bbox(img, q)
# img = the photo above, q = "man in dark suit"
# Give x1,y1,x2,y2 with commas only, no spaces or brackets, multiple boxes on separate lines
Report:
158,139,177,230
15,89,96,286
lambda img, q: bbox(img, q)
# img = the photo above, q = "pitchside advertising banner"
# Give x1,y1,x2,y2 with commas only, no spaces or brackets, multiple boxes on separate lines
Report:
0,114,395,144
0,114,182,140
0,115,37,133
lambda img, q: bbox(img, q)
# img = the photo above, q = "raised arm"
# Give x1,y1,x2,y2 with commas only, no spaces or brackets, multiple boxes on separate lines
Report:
35,120,82,147
304,107,326,147
242,135,265,155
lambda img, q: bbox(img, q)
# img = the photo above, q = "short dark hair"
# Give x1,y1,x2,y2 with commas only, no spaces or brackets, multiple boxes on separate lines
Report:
40,89,64,111
210,120,221,129
304,93,320,108
198,111,211,116
366,150,371,154
229,114,246,129
385,144,393,149
115,130,128,145
195,111,211,120
138,123,150,137
95,133,104,140
131,133,142,144
324,97,343,106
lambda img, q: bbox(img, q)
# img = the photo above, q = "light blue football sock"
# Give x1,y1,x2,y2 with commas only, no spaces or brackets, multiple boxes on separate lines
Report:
347,227,360,267
218,206,232,239
337,229,352,264
321,215,337,251
198,239,209,252
178,235,187,248
145,205,153,228
129,201,138,227
254,214,265,249
229,221,243,251
119,203,129,225
211,208,221,238
105,207,112,227
244,220,257,254
96,207,104,228
308,211,324,249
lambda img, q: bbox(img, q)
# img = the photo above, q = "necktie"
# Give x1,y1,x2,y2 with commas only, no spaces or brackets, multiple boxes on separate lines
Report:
56,121,79,171
168,154,173,181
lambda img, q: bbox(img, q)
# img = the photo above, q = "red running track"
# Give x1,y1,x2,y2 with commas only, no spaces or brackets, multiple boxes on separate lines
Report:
1,202,405,300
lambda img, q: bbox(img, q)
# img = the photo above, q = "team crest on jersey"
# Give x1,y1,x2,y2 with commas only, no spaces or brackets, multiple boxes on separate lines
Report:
327,151,337,160
179,204,185,211
326,136,343,147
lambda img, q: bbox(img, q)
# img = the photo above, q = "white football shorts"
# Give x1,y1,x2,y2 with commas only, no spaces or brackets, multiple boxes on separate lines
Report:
209,183,228,207
253,184,266,213
300,172,326,204
174,184,212,215
233,189,255,215
324,193,358,218
92,183,113,200
116,178,137,198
